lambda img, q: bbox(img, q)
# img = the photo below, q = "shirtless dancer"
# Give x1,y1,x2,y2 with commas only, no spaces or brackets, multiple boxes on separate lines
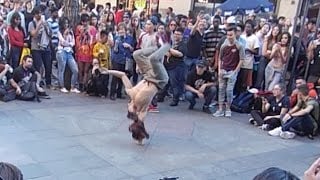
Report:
107,36,170,144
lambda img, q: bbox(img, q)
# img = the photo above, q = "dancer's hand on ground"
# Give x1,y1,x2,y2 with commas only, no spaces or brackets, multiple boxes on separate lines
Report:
304,158,320,180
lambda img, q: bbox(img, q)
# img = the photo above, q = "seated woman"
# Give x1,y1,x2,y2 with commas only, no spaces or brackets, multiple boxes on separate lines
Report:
249,84,290,131
106,44,171,145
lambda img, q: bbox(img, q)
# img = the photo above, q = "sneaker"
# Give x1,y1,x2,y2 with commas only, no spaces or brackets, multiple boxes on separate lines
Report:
70,88,81,94
280,131,296,139
148,105,159,113
188,102,196,110
268,127,282,136
202,106,211,114
261,124,269,130
225,110,232,117
249,118,255,125
213,110,224,117
60,88,69,93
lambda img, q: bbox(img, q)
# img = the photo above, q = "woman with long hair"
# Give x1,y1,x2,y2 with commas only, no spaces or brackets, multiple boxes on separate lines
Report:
56,17,80,93
75,13,97,91
265,32,291,91
7,12,26,68
256,25,281,89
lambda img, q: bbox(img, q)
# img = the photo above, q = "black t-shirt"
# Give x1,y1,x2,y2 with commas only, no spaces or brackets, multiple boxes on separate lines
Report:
267,96,290,115
13,66,35,83
186,30,203,58
186,69,214,89
309,44,320,76
164,41,187,70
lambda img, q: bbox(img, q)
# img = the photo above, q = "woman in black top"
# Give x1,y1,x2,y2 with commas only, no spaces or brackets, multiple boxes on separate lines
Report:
249,84,290,130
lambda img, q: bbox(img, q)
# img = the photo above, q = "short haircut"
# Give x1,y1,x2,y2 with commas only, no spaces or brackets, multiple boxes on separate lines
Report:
32,6,42,15
278,16,285,20
297,84,309,96
253,167,300,180
23,55,33,61
245,19,255,29
100,30,109,37
80,13,90,22
175,27,184,34
226,26,236,33
168,7,173,12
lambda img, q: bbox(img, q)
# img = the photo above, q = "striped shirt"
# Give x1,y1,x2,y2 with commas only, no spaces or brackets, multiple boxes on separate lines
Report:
202,27,225,58
47,17,59,47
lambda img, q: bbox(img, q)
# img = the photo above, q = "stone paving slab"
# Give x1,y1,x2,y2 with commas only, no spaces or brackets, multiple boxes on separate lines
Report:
0,90,320,180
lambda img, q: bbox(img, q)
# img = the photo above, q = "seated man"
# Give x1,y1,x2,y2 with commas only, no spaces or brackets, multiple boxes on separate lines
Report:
13,55,49,101
0,64,21,102
106,44,171,145
290,77,318,108
269,84,319,139
185,60,216,114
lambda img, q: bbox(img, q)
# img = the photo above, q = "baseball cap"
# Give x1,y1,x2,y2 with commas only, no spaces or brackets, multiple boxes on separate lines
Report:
196,60,207,68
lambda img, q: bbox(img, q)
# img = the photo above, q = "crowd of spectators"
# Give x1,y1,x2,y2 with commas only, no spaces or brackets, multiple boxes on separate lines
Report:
0,0,319,140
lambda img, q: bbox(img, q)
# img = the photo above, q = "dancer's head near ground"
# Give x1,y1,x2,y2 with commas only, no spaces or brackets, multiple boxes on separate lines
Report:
129,120,150,145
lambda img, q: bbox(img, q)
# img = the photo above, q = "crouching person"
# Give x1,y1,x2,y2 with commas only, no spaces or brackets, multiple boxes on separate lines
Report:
0,64,21,102
249,84,289,130
13,55,50,101
269,84,319,139
87,59,109,97
185,60,216,114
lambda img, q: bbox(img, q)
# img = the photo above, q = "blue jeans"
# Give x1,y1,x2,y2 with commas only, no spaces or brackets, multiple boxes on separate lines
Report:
282,115,317,135
31,50,52,85
185,86,217,106
255,56,268,89
168,63,186,102
56,50,78,88
10,46,22,69
184,56,200,72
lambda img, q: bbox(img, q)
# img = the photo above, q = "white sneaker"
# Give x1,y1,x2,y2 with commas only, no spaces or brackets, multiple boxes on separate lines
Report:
225,110,232,117
213,110,224,117
70,88,81,94
60,88,69,93
268,127,282,136
280,131,296,139
261,124,269,130
249,118,255,125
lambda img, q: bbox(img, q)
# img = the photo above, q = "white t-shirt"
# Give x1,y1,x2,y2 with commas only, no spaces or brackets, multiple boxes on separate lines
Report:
241,34,260,69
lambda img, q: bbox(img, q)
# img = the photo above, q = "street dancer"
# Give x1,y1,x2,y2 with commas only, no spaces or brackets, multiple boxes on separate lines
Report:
107,43,171,145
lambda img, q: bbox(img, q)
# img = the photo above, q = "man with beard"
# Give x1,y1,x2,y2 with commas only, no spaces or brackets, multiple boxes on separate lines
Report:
202,16,225,71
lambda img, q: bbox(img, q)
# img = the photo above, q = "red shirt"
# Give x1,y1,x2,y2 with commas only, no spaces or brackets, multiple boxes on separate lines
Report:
8,26,24,47
115,10,124,25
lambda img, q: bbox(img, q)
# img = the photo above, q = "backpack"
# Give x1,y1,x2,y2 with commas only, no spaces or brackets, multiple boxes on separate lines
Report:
231,91,254,113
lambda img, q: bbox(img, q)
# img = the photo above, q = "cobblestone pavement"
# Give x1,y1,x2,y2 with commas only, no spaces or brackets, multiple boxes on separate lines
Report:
0,90,319,180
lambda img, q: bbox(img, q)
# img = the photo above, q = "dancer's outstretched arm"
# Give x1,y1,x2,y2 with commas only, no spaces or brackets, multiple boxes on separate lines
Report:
107,70,133,89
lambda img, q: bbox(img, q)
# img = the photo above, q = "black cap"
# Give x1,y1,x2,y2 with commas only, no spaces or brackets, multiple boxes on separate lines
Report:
196,60,207,68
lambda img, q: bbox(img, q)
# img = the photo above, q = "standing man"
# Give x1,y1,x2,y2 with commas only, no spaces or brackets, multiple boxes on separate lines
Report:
213,27,245,117
29,6,52,88
164,27,187,106
235,20,259,94
185,13,205,72
202,16,225,71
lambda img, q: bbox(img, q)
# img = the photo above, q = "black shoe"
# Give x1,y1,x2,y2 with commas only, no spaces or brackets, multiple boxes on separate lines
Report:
188,102,196,110
202,106,211,114
157,97,164,102
169,101,178,106
110,95,116,101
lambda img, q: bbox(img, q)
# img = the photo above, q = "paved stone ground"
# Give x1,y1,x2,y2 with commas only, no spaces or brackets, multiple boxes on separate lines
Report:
0,90,319,180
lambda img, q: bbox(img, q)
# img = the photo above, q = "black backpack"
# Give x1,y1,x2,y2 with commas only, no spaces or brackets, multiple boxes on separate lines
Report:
231,91,254,113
